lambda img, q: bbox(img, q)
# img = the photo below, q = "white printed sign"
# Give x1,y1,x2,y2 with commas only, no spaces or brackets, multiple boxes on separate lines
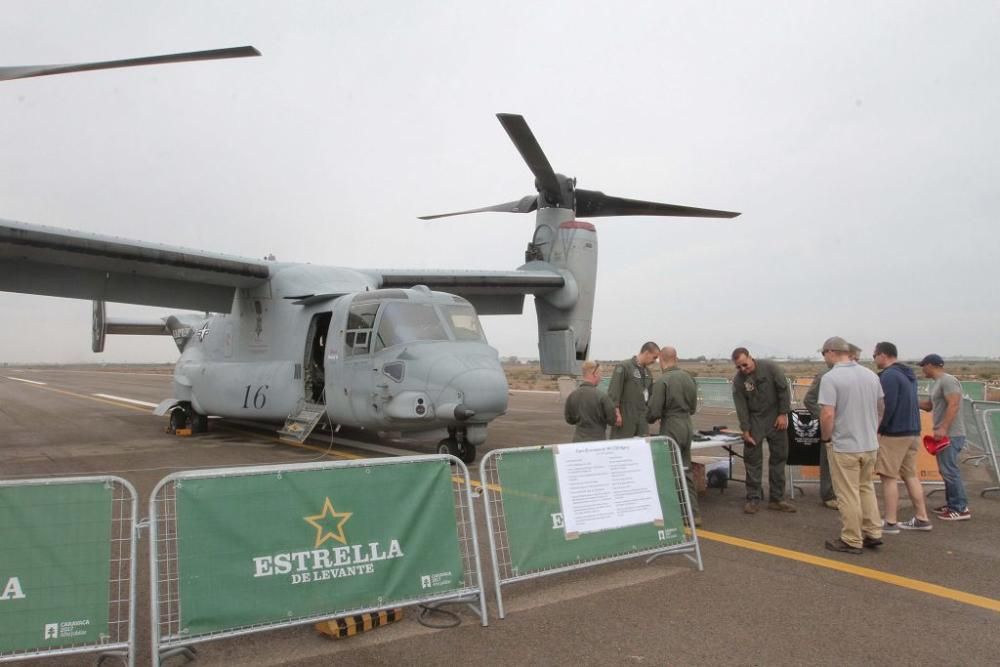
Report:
553,438,663,537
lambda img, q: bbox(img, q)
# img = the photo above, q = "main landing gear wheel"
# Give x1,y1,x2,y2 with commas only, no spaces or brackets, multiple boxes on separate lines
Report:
191,411,209,434
437,438,477,465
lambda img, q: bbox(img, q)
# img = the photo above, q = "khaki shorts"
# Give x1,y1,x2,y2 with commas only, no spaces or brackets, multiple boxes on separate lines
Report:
875,435,919,479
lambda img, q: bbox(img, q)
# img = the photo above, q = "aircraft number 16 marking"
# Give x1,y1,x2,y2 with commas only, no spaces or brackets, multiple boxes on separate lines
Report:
242,384,269,409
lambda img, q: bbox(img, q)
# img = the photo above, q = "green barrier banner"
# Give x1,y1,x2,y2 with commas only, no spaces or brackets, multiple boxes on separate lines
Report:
696,378,734,408
988,410,1000,452
961,382,986,401
0,482,111,654
173,459,464,637
497,438,686,575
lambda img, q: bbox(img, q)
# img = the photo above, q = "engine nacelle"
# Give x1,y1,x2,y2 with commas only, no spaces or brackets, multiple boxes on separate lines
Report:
526,207,598,375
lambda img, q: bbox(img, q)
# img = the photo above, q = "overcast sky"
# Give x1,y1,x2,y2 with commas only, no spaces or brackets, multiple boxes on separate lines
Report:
1,1,997,364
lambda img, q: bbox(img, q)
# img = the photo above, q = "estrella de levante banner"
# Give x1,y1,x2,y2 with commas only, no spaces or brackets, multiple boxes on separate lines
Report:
172,459,464,637
0,482,112,654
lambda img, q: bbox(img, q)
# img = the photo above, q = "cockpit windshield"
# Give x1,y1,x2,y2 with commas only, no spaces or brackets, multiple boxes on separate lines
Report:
442,304,487,342
375,302,449,349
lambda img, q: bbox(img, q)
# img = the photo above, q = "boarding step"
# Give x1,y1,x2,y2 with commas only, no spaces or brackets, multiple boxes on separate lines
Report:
278,401,327,443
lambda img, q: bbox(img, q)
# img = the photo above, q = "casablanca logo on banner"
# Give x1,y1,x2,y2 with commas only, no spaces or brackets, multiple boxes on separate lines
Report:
251,496,405,585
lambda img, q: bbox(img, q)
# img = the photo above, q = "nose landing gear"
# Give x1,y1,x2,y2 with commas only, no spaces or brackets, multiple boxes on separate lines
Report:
167,402,209,434
437,426,476,464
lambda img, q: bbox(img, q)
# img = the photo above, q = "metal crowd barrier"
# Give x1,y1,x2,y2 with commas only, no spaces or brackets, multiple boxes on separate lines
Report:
0,476,138,667
971,401,1000,496
961,397,991,467
480,437,702,619
149,455,487,667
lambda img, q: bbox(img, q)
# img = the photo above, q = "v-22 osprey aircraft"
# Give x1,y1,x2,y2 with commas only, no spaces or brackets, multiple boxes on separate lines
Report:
0,46,739,462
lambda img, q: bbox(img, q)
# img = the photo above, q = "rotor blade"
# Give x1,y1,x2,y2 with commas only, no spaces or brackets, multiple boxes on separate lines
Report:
418,195,538,220
575,189,740,219
0,46,260,82
496,114,562,197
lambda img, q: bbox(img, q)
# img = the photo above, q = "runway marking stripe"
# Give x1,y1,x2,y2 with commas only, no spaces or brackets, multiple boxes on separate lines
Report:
93,393,158,408
13,383,152,412
696,529,1000,613
6,376,47,385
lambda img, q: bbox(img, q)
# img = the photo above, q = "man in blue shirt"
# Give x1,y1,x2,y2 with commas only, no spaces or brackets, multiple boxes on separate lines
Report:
873,342,931,532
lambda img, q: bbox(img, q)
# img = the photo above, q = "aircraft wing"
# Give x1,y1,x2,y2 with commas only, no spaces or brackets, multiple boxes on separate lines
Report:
0,219,270,312
370,268,565,315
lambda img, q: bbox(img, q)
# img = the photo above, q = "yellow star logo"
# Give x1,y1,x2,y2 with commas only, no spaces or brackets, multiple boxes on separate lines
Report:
304,497,352,548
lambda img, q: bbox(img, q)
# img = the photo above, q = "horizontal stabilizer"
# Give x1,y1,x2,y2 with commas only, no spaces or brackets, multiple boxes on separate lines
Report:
105,319,171,336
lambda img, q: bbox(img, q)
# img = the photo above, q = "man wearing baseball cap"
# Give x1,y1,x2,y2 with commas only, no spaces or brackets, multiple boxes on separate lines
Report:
818,336,885,554
918,354,971,521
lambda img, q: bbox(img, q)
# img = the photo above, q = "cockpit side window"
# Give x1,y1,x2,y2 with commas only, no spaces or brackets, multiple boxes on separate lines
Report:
442,304,487,342
374,302,448,351
345,302,379,357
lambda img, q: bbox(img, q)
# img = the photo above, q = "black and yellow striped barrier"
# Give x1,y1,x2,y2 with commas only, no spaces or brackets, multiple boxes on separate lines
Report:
315,608,403,639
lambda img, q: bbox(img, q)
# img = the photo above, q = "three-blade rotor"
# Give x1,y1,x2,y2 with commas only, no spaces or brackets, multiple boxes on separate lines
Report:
420,113,740,221
0,46,260,82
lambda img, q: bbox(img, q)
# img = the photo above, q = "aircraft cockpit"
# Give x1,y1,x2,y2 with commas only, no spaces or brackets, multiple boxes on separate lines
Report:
325,286,506,463
343,289,487,358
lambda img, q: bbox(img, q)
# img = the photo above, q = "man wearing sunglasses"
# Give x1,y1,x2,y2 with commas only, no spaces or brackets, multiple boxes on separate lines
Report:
731,347,795,514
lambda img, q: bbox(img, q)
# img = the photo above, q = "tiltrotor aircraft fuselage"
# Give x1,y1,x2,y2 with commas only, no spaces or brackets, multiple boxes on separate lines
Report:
0,47,739,462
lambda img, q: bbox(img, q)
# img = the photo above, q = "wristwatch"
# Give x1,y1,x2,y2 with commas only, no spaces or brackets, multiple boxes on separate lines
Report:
820,438,831,444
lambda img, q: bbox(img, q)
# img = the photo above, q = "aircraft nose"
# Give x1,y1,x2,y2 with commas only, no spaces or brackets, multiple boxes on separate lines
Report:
452,367,508,420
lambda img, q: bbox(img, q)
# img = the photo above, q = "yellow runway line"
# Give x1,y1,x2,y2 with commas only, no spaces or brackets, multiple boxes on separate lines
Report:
697,529,1000,614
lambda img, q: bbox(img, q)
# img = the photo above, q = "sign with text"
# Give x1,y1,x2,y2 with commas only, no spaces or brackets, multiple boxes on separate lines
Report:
497,438,686,576
553,439,663,536
172,459,464,637
0,482,111,654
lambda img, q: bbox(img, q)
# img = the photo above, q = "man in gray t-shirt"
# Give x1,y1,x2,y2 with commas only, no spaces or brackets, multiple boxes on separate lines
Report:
918,354,970,519
817,337,885,554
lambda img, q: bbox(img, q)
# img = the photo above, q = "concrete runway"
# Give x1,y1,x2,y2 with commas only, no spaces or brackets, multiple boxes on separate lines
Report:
1,368,998,666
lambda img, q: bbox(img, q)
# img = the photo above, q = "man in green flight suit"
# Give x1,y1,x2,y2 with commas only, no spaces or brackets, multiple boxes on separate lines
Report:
731,347,796,514
564,360,617,442
647,346,701,526
607,341,659,439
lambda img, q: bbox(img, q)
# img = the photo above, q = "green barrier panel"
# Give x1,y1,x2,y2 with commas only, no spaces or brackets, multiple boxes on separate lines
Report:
596,376,611,394
0,482,112,655
498,440,685,575
169,459,466,638
961,381,986,401
696,378,734,408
